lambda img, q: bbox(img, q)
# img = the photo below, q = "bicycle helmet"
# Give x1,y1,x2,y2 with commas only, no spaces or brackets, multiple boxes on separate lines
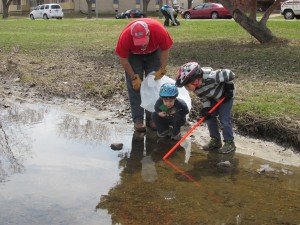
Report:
159,83,178,98
176,62,203,87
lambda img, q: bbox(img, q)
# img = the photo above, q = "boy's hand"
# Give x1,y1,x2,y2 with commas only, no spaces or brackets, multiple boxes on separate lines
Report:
222,90,233,101
201,107,211,119
169,109,176,115
131,74,141,91
154,67,167,80
222,83,234,101
158,111,167,117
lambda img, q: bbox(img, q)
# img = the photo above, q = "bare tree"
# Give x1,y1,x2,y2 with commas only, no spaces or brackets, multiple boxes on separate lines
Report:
86,0,93,19
2,0,13,19
158,0,163,18
142,0,151,13
188,0,193,9
220,0,282,43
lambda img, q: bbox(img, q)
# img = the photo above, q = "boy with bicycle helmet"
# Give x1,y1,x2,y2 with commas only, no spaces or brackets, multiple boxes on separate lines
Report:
176,62,236,154
152,83,189,141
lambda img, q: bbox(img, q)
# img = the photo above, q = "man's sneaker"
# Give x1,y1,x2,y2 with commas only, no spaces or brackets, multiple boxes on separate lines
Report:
171,132,181,141
146,120,157,131
157,129,170,138
202,137,222,151
134,121,146,132
219,141,236,154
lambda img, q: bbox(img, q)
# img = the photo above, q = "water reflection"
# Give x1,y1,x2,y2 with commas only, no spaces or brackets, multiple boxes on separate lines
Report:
58,115,104,143
0,123,24,182
117,131,185,177
0,103,43,182
97,131,188,224
97,131,300,225
0,102,124,225
1,101,300,224
0,101,122,183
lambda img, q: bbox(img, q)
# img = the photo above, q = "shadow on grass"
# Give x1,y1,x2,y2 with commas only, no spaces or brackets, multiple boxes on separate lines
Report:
170,39,300,84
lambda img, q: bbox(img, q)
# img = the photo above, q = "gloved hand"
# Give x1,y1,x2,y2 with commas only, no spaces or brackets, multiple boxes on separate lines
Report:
201,107,211,120
154,67,167,80
131,74,142,91
222,83,234,101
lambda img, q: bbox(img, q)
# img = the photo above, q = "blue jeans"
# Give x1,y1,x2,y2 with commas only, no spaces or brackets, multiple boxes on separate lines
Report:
125,50,161,123
206,98,234,142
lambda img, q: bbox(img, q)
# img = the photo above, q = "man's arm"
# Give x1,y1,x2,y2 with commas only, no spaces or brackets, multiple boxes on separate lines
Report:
119,57,136,79
160,49,170,70
154,49,170,80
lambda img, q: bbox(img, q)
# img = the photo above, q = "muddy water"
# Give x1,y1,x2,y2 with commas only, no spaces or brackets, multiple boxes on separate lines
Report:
0,101,300,225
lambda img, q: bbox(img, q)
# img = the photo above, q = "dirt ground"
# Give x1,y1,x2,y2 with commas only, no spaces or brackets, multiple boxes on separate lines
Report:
0,50,300,166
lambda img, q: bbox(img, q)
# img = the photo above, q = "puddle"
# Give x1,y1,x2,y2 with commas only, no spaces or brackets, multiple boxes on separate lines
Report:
1,101,300,225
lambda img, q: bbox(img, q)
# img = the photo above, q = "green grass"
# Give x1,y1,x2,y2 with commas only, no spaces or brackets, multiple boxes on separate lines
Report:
235,81,300,117
1,17,299,50
0,18,299,120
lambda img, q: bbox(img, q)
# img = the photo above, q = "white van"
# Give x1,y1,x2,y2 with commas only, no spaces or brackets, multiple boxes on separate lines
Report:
30,4,64,20
281,0,300,20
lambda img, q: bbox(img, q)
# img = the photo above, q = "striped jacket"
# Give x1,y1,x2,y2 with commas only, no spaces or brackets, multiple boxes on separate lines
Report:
194,68,236,108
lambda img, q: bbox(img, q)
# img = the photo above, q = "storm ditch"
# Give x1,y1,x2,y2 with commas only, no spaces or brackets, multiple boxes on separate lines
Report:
0,50,299,152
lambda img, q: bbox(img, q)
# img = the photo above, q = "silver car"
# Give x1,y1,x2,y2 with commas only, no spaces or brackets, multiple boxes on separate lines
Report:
30,4,64,20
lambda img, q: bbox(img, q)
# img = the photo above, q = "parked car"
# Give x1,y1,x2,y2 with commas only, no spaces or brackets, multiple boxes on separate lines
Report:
30,4,63,20
115,9,147,19
181,3,232,19
281,0,300,19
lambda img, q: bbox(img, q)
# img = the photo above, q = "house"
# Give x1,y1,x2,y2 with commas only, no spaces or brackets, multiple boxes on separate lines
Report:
1,0,204,16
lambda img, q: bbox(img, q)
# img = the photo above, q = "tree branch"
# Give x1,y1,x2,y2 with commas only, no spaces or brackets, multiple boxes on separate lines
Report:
260,0,281,25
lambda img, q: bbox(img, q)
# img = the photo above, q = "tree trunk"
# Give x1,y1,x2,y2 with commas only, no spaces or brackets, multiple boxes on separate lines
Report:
220,0,280,44
142,0,150,13
260,0,281,26
2,0,12,19
158,0,163,19
233,8,274,43
86,0,92,19
188,0,192,9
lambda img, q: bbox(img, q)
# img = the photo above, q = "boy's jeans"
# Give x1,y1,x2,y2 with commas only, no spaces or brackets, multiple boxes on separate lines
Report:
206,98,234,142
152,112,186,136
125,50,160,123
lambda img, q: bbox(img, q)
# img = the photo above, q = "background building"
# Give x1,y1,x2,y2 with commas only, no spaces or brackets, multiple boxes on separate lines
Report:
1,0,204,16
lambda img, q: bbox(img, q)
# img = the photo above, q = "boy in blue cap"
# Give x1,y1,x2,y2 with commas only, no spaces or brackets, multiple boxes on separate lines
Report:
152,83,189,141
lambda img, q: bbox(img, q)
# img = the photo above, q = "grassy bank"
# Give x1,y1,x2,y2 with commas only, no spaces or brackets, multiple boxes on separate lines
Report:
0,18,299,150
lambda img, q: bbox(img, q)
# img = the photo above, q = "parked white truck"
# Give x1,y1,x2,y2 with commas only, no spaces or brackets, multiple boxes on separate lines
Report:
281,0,300,19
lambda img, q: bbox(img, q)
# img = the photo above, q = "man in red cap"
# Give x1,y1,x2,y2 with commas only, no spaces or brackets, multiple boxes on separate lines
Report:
116,18,173,132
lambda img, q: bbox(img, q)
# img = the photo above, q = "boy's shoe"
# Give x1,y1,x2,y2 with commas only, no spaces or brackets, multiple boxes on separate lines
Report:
146,120,157,131
134,121,146,132
202,137,222,151
157,129,170,138
171,132,181,141
219,141,236,154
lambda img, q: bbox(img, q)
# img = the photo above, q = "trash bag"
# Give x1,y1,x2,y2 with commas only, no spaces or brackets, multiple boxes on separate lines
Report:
140,71,191,113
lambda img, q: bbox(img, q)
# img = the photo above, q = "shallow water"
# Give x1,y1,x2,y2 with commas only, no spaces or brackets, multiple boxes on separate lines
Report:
0,101,299,225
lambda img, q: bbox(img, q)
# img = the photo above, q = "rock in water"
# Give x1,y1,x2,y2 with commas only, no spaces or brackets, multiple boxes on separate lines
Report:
110,143,123,150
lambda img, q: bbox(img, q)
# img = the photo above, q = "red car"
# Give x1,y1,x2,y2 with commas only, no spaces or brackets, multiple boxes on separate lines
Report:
181,3,232,19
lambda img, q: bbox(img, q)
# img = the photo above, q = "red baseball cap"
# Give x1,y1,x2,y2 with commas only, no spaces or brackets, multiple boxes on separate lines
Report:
130,21,149,46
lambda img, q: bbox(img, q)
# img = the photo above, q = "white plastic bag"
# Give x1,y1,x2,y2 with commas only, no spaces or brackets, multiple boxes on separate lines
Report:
140,71,191,112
